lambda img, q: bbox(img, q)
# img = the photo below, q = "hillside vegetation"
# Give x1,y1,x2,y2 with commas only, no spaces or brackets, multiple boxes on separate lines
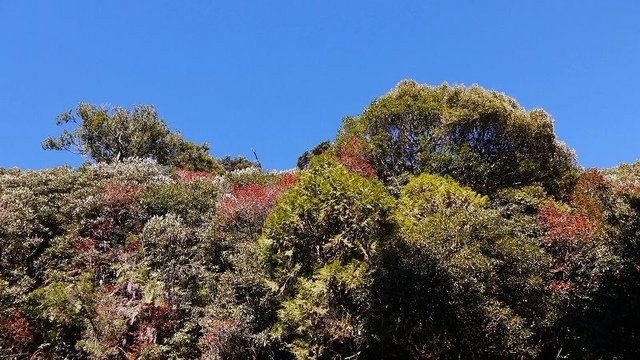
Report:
2,81,640,359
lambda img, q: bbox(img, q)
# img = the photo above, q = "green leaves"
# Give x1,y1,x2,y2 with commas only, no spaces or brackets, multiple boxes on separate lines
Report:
7,81,640,358
261,156,393,291
140,180,220,228
43,103,224,173
261,156,393,358
395,173,488,223
276,261,369,360
338,80,578,196
372,174,551,358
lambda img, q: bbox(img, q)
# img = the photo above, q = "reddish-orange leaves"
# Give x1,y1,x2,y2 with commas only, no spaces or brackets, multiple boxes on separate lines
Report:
548,279,574,294
538,204,600,245
126,302,173,358
539,202,602,294
278,172,298,188
176,168,215,183
216,173,297,235
199,319,242,359
103,180,143,210
337,136,376,178
2,311,33,345
570,169,610,221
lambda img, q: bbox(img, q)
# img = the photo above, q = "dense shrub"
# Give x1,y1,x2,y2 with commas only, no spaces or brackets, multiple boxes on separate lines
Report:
370,174,551,358
261,156,393,358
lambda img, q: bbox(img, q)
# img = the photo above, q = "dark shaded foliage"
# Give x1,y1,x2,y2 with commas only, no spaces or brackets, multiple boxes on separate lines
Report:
296,140,331,170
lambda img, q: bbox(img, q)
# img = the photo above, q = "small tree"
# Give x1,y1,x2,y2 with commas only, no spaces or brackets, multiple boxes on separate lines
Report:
43,103,223,173
296,140,331,170
219,156,259,172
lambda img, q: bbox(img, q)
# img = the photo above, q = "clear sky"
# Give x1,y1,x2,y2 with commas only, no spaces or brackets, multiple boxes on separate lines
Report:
1,1,639,170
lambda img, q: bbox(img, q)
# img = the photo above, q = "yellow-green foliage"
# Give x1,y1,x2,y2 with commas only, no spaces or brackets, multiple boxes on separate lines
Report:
375,173,551,358
140,179,220,227
395,173,488,225
277,261,368,360
338,80,578,196
261,155,394,290
43,103,224,173
261,155,393,358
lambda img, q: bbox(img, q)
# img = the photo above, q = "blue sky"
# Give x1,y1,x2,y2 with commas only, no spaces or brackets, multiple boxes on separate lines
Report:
1,1,639,170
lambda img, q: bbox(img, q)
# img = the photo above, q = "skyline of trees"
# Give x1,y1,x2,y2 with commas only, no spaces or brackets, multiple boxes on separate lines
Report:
2,81,639,359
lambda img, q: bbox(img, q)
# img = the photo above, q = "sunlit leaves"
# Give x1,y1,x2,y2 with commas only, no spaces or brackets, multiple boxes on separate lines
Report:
338,80,578,196
43,103,224,173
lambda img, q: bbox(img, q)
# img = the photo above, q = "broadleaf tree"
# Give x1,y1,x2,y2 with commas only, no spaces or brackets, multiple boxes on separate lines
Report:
43,103,223,173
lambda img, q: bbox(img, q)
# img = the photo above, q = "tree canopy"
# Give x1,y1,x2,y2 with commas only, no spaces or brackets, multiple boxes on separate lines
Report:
43,103,224,173
3,82,640,359
337,80,578,196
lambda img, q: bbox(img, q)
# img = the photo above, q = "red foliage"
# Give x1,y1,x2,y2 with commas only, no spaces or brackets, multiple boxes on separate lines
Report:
125,238,142,252
538,204,600,245
539,202,602,294
615,183,640,197
176,168,214,183
103,283,120,295
201,319,240,343
548,279,575,294
337,136,376,177
278,172,298,188
68,235,98,269
199,319,242,358
2,311,33,345
87,181,143,248
232,184,282,208
216,173,297,234
88,218,115,241
73,236,97,253
103,181,143,210
217,184,280,232
570,169,609,221
128,302,173,356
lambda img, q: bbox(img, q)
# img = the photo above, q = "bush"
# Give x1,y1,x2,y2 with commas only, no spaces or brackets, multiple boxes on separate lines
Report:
261,156,393,358
371,173,551,358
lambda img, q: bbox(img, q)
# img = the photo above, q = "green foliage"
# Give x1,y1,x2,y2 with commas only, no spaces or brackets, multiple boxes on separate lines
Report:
605,160,640,209
141,215,193,298
371,174,552,358
43,103,224,173
261,156,393,291
166,132,224,173
224,167,283,187
261,156,393,358
296,140,332,170
139,179,221,227
0,167,90,289
276,261,369,359
4,81,640,358
395,173,488,222
220,155,260,172
338,80,578,196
